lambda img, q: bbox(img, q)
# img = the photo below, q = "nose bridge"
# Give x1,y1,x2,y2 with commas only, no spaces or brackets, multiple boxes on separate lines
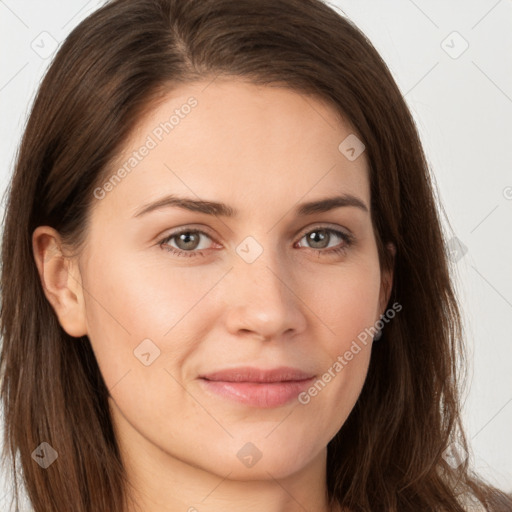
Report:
223,233,306,339
237,234,289,302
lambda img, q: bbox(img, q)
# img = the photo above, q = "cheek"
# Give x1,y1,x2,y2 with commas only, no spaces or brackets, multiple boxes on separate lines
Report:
80,250,222,389
296,309,375,446
306,261,382,343
295,263,379,424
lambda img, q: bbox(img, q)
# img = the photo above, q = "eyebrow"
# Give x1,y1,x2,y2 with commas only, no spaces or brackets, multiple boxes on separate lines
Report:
133,193,369,219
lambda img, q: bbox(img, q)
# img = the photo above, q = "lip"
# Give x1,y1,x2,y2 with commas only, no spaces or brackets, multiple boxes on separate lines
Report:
198,366,316,408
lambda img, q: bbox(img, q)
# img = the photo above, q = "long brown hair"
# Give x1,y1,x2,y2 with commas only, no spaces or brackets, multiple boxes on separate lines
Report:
1,0,510,510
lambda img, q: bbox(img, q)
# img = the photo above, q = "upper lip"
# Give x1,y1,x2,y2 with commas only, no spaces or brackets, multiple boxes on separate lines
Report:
199,366,315,383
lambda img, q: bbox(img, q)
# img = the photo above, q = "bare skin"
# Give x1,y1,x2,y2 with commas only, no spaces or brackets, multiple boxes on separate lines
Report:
33,78,394,512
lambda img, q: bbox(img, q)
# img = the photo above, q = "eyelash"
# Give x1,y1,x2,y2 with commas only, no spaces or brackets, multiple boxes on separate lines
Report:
158,226,355,259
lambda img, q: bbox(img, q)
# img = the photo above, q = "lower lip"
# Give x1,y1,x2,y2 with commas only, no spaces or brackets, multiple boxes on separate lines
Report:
199,377,315,408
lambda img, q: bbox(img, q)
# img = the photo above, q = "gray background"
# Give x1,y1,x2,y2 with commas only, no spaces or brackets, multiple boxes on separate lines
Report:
0,0,511,508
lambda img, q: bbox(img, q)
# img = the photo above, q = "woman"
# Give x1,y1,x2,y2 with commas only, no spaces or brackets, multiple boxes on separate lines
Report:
0,0,510,511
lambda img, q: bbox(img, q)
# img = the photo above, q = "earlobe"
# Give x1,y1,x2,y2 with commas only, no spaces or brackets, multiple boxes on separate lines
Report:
32,226,88,338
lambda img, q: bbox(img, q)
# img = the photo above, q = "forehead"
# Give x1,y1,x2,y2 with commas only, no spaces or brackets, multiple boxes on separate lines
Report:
92,79,370,221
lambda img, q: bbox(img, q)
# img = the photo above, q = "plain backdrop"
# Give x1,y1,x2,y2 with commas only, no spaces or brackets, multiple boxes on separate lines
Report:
0,0,511,508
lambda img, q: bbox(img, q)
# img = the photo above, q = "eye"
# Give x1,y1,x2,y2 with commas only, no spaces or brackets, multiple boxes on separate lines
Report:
158,225,355,258
159,229,215,258
295,226,354,257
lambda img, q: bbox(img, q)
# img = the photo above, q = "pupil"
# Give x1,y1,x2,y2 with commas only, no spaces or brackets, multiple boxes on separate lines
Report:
309,230,328,248
179,232,197,249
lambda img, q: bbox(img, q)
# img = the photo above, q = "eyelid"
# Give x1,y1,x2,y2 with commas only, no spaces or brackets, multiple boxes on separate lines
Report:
295,222,353,240
158,224,217,242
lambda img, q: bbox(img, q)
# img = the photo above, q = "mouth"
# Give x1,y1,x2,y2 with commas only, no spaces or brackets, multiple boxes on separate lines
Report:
198,366,316,408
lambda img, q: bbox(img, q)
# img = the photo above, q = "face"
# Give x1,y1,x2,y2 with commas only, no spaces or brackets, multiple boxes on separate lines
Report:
35,79,393,484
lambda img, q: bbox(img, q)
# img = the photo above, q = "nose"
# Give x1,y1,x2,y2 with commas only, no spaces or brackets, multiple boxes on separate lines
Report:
222,246,308,341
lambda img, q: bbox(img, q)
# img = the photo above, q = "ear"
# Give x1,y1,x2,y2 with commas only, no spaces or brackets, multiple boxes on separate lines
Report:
378,242,396,316
32,226,88,338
